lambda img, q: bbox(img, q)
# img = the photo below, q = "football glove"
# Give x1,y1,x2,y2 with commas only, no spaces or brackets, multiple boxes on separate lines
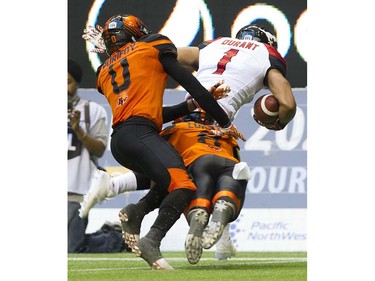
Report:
203,125,225,138
253,115,286,131
217,123,246,141
82,25,106,53
190,80,231,110
207,80,231,99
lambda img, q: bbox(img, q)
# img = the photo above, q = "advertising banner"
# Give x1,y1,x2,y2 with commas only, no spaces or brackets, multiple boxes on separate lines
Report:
87,208,306,251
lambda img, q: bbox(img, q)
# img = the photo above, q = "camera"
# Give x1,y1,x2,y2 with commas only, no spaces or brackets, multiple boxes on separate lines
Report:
68,100,74,113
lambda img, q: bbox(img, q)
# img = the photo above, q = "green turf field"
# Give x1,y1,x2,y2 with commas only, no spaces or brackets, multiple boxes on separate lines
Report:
68,251,307,281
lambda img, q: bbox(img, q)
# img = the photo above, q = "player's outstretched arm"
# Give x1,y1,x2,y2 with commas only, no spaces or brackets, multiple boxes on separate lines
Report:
267,69,296,126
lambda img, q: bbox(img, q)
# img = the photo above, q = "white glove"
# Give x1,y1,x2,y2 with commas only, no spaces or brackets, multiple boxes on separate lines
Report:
82,25,106,53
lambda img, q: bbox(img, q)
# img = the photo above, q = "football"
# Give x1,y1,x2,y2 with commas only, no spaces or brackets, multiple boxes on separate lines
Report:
253,94,279,124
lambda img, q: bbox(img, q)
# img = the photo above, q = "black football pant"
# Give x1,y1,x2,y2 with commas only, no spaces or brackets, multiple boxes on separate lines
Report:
110,116,196,241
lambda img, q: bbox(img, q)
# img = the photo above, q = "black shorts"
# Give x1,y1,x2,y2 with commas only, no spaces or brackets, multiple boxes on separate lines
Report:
111,116,195,192
187,154,247,212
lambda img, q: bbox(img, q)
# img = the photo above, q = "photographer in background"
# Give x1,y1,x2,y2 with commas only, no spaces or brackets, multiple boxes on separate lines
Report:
67,58,112,252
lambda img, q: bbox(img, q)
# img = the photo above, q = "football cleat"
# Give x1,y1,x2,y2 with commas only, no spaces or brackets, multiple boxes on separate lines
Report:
132,236,174,270
201,200,235,249
79,169,112,218
118,204,144,247
215,224,237,260
184,209,209,264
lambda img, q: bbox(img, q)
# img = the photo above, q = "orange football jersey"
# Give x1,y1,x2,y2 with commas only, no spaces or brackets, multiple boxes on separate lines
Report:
96,34,177,131
161,121,240,167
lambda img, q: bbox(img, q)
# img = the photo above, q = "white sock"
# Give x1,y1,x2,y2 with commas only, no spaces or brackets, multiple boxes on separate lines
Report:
110,171,137,195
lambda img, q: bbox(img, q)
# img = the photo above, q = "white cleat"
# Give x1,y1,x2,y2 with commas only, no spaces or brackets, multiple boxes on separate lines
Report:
79,169,111,218
215,224,237,260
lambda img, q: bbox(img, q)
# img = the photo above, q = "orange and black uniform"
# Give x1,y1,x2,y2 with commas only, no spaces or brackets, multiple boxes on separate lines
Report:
161,121,239,167
96,33,231,240
97,35,171,131
161,121,247,219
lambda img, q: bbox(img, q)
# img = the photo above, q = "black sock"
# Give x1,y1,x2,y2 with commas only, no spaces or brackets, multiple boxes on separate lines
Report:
136,186,168,215
146,188,195,242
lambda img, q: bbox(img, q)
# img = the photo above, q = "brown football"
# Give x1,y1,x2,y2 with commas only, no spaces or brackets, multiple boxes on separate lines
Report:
253,94,279,124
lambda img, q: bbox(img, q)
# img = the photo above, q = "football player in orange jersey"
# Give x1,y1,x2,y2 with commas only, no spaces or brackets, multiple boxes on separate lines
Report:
160,101,250,264
94,14,244,270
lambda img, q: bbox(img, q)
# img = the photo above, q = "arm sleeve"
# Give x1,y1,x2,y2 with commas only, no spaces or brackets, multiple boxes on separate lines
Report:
160,53,230,127
96,65,104,95
162,101,190,123
263,45,287,86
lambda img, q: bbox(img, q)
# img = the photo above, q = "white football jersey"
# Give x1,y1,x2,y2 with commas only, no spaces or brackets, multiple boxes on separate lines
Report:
196,37,286,121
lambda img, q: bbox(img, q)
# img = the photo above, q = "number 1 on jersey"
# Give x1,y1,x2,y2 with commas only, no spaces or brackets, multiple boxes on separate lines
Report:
213,49,239,75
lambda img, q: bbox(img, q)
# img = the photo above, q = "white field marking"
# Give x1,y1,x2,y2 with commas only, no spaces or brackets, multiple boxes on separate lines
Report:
69,266,151,271
68,257,306,262
68,258,307,272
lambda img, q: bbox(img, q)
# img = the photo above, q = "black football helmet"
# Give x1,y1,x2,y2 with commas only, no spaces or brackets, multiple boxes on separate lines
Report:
102,14,151,55
235,24,277,49
177,111,214,125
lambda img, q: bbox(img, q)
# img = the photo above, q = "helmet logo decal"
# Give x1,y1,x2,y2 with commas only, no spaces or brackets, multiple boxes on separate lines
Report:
109,22,117,29
243,34,253,40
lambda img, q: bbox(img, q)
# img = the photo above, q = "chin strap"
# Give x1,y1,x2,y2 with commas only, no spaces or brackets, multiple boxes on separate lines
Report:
82,25,107,53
